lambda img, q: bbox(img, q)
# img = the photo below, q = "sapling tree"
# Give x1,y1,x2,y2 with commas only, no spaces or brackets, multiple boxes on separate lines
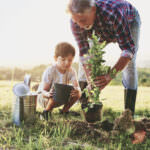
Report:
84,33,116,108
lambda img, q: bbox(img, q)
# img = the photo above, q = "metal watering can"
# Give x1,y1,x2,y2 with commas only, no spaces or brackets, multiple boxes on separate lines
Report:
12,75,37,126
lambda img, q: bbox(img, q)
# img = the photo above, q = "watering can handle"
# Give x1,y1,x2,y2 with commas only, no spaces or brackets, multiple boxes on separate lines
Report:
24,74,31,88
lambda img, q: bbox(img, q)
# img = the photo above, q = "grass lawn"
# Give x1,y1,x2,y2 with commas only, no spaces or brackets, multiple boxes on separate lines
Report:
0,80,150,149
101,85,150,111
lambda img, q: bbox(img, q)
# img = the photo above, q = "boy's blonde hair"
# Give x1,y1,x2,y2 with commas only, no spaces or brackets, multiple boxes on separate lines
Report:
54,42,75,58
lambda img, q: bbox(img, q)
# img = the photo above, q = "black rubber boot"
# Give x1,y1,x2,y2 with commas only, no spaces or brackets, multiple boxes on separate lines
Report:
124,89,137,116
79,81,88,105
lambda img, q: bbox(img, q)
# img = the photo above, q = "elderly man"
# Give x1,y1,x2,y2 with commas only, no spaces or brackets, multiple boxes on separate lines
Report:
67,0,141,116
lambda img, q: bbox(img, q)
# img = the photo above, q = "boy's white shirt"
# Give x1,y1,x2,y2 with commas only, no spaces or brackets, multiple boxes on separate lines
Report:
38,64,80,92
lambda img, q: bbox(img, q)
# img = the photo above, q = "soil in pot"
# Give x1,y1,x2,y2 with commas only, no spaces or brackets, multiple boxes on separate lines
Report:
81,102,103,123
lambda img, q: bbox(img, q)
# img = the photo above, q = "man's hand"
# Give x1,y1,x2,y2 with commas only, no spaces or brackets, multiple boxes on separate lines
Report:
94,74,112,90
94,56,131,90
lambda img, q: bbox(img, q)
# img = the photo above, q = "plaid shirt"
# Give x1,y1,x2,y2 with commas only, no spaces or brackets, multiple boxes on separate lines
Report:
71,0,138,59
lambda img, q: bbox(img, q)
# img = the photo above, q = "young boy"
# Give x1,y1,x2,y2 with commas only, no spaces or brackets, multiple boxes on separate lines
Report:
37,42,81,120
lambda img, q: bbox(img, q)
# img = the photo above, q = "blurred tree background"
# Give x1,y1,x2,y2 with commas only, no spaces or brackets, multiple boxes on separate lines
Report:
0,63,150,86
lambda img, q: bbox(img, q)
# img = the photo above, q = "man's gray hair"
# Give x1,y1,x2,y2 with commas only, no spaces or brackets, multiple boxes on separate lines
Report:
68,0,95,14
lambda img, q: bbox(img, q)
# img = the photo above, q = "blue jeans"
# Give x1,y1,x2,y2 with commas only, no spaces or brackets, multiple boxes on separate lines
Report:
122,11,141,90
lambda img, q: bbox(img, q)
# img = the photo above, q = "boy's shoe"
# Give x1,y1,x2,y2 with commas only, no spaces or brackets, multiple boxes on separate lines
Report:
40,110,49,121
59,109,69,115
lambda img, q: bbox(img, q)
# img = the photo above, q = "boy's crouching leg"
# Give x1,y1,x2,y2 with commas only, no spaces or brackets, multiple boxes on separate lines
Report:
42,98,59,121
45,98,58,111
62,97,78,113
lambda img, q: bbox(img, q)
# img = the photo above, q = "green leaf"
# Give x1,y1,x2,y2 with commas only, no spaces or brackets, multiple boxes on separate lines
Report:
83,107,89,113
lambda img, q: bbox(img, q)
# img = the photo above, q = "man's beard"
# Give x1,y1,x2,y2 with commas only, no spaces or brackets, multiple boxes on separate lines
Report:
84,24,93,30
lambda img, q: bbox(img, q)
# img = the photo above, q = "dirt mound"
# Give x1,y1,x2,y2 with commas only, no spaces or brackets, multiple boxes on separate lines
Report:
100,119,114,131
66,111,150,143
46,120,110,143
134,118,150,138
113,109,134,133
66,120,110,142
44,111,150,144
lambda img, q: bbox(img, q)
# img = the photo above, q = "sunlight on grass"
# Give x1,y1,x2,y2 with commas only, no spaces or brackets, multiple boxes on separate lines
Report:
0,81,150,112
101,85,150,111
0,80,14,108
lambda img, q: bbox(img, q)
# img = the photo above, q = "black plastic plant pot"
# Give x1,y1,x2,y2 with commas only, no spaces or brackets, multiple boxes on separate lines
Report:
53,83,74,104
82,102,103,123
